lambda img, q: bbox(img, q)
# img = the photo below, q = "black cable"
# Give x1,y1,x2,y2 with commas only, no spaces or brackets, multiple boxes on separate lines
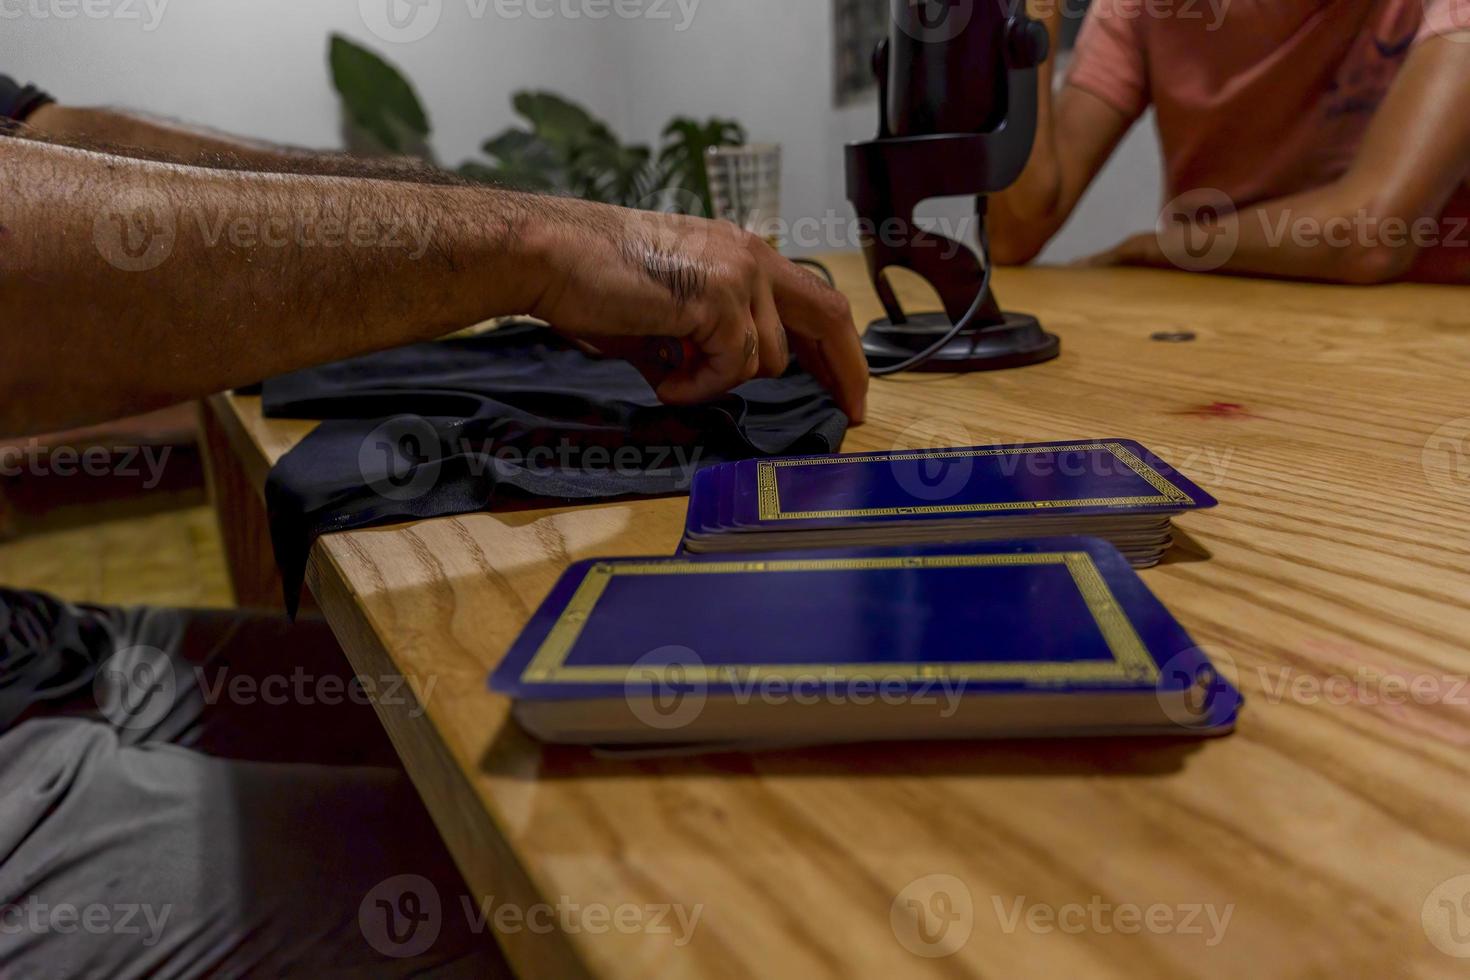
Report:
866,226,994,377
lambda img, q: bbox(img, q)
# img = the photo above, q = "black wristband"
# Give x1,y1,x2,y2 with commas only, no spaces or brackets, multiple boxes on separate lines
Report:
0,74,55,133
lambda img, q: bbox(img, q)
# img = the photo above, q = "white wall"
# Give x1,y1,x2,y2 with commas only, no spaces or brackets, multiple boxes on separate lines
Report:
0,0,627,167
618,0,840,251
615,3,1164,263
0,0,1161,262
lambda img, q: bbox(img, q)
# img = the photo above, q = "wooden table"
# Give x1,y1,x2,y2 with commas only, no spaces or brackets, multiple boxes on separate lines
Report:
205,253,1470,978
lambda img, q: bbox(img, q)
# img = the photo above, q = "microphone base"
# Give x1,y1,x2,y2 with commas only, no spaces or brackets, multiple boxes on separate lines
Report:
862,312,1061,373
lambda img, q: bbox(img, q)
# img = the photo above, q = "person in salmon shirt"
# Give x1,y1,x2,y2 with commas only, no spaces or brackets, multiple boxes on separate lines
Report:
991,0,1470,284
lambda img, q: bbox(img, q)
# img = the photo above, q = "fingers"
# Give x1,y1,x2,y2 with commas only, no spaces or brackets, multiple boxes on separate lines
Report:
752,285,790,379
766,255,869,423
655,311,761,406
584,222,867,421
789,333,838,398
659,260,789,403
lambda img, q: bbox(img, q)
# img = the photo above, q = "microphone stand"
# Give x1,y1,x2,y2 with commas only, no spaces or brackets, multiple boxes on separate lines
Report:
846,13,1061,374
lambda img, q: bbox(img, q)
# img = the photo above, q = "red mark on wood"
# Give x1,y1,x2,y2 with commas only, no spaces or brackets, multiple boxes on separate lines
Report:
1173,402,1255,419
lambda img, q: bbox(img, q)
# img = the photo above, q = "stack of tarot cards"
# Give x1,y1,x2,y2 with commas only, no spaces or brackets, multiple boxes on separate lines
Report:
489,538,1242,745
680,439,1216,568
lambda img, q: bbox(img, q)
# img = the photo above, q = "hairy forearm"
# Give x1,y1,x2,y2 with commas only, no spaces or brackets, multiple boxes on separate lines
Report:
22,103,446,182
0,138,551,437
25,103,311,167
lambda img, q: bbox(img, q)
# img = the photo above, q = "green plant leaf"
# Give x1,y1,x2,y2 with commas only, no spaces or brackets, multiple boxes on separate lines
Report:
511,91,607,152
482,127,563,183
482,128,545,162
574,140,654,207
484,92,640,203
321,37,748,211
329,34,431,155
657,117,747,216
466,128,563,192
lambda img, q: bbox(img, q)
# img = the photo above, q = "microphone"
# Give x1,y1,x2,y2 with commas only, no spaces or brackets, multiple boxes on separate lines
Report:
847,0,1059,374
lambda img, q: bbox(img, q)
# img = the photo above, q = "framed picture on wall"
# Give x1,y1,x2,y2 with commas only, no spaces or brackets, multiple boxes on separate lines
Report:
833,0,1092,106
833,0,888,106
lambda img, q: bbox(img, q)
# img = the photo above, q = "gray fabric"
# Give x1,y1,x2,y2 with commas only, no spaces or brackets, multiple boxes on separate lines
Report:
0,603,511,979
0,589,117,731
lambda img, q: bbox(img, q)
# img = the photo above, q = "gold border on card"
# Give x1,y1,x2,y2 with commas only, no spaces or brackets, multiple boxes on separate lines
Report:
755,442,1193,522
520,552,1159,687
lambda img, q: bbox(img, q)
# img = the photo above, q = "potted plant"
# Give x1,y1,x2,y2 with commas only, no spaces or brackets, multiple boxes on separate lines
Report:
328,34,746,217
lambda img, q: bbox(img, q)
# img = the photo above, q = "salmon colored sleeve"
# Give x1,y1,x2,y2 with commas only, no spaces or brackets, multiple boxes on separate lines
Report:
1418,0,1470,43
1065,0,1151,122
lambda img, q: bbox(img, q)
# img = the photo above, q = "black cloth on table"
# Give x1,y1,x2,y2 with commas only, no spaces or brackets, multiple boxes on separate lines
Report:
261,322,849,615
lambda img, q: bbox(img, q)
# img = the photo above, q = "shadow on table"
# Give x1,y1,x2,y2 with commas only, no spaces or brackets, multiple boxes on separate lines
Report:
479,724,1214,782
1161,525,1212,565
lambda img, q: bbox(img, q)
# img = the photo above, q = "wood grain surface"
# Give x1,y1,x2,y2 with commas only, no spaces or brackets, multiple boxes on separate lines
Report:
209,254,1470,978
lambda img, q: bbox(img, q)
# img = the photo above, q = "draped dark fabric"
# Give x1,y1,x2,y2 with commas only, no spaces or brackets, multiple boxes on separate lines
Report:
0,590,113,731
261,323,849,614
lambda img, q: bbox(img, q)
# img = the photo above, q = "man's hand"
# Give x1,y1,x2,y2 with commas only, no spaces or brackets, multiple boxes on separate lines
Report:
0,130,869,438
9,104,870,429
523,202,868,423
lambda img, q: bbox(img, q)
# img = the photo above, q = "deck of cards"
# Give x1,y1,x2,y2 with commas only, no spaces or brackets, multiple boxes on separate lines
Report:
680,439,1217,568
489,438,1237,747
489,538,1242,746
